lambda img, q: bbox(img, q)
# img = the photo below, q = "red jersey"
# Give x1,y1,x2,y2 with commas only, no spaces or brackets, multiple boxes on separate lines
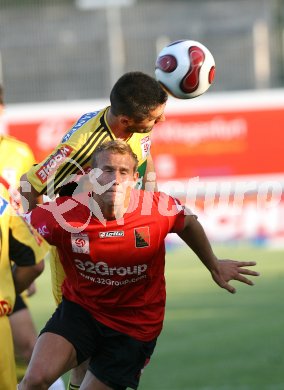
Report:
29,190,186,341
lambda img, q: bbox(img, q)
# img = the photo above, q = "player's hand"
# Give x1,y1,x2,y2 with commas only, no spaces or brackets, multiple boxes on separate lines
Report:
210,260,260,294
26,281,37,297
9,187,22,211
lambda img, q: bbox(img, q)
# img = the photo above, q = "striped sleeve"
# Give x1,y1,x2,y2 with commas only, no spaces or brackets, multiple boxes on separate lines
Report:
26,110,112,196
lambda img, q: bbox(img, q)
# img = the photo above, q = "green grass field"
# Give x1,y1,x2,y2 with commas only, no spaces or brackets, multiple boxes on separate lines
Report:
27,244,284,390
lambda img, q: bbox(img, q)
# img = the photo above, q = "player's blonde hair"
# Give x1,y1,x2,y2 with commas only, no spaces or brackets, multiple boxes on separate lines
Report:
92,139,139,172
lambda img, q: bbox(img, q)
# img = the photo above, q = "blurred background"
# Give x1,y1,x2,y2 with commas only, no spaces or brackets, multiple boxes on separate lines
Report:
1,0,284,102
1,1,284,389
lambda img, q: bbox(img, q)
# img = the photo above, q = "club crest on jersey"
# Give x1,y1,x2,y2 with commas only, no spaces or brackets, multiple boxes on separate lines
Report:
134,227,150,248
99,231,124,238
37,225,49,237
0,196,9,215
71,233,90,254
140,136,151,159
0,300,13,316
36,145,73,184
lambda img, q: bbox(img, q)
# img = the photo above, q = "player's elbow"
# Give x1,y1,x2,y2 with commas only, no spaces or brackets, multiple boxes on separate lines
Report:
19,174,39,212
33,260,45,277
26,260,45,286
19,173,28,193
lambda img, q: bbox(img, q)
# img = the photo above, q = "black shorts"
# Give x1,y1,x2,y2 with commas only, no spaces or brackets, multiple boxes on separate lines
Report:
12,294,27,313
40,298,157,390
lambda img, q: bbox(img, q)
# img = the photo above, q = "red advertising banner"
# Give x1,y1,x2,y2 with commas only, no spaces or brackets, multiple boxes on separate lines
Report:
3,115,76,162
3,91,284,182
152,107,284,180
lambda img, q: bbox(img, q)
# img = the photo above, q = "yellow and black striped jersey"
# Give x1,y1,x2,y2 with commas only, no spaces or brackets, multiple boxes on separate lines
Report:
27,107,152,196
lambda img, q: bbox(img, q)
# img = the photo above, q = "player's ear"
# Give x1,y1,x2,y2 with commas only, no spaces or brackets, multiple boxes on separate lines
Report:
133,171,139,183
119,115,132,127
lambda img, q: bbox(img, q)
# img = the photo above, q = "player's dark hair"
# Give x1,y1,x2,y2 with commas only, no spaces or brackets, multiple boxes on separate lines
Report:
110,71,168,122
0,84,3,105
92,139,139,172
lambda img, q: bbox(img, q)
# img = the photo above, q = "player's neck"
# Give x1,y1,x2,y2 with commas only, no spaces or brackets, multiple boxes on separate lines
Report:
106,108,131,140
91,193,131,221
103,205,125,220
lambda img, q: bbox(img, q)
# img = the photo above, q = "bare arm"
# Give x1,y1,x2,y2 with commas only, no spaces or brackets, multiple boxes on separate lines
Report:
12,261,44,295
19,173,41,212
142,154,158,192
177,215,259,293
9,219,46,294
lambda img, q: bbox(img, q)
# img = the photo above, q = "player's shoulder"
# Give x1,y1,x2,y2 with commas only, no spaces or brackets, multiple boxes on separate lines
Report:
61,108,106,143
131,189,177,208
142,190,177,203
54,193,91,216
2,135,35,165
29,195,84,224
55,192,88,204
2,134,32,150
147,190,184,213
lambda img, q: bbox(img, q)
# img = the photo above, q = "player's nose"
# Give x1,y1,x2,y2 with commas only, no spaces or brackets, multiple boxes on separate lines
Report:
112,171,123,184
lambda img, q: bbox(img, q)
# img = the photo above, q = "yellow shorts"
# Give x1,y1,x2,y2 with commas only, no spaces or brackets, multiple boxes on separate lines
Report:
47,246,66,306
0,315,17,390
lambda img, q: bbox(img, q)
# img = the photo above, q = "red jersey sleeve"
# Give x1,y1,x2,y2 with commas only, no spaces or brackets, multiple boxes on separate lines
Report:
27,195,88,245
157,192,196,234
28,204,58,245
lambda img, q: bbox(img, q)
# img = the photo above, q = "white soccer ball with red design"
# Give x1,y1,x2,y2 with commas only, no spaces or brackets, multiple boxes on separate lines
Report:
155,40,216,99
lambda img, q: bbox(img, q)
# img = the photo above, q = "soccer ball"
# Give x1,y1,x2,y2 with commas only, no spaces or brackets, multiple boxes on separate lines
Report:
155,40,216,99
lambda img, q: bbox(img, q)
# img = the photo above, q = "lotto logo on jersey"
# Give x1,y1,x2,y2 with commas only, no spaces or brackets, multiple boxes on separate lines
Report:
140,136,151,159
71,233,90,254
99,231,124,238
0,196,9,215
36,145,73,183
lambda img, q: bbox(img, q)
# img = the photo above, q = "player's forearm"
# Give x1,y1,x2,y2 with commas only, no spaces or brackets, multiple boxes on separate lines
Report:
13,261,44,294
19,174,40,212
178,216,219,272
142,154,158,191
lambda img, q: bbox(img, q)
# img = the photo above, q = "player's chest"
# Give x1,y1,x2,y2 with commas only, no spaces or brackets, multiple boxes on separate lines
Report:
61,219,164,265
